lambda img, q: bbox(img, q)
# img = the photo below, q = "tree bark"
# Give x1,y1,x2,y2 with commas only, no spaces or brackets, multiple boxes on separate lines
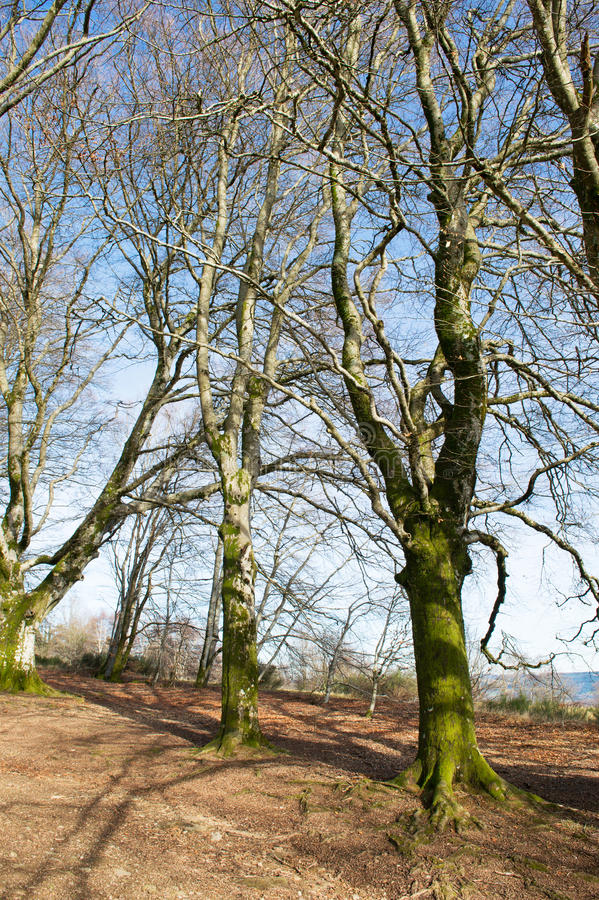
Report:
395,518,506,824
365,671,379,718
0,573,54,693
104,628,130,682
196,536,223,688
206,470,266,754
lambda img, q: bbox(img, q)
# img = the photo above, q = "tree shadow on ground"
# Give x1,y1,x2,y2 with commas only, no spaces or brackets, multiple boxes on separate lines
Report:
42,671,599,815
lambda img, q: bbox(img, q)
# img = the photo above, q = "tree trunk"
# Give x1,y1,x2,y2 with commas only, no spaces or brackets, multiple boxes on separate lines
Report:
0,580,52,693
101,602,130,681
205,473,267,754
100,612,124,680
396,518,507,825
106,637,129,682
322,650,338,705
365,671,379,718
196,536,223,688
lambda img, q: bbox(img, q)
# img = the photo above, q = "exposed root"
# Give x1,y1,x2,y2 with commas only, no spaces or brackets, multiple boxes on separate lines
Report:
387,760,423,793
422,782,475,834
198,729,281,759
385,753,549,834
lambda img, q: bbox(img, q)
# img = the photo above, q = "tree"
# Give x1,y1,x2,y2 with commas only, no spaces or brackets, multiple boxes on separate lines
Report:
526,0,599,285
364,597,411,719
101,6,333,752
273,0,599,826
100,508,170,681
195,535,223,687
458,0,599,650
0,74,123,691
0,46,220,692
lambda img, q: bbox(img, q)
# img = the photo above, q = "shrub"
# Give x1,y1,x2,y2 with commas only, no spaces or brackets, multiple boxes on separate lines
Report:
486,692,531,714
78,652,104,673
382,669,418,701
258,663,283,689
35,654,68,669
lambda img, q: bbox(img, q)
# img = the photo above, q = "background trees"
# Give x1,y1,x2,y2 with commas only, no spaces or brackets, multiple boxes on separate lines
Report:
0,0,146,118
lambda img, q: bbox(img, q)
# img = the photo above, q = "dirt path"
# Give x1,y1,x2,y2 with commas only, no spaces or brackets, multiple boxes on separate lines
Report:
0,671,597,899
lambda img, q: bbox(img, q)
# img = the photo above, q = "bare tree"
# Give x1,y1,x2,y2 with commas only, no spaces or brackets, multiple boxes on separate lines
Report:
364,599,411,719
99,6,334,752
100,507,170,681
195,534,223,687
272,0,599,826
0,0,148,118
321,599,369,705
0,48,221,692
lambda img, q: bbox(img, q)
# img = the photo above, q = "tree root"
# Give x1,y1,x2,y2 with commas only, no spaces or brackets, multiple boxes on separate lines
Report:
419,783,478,834
387,753,549,834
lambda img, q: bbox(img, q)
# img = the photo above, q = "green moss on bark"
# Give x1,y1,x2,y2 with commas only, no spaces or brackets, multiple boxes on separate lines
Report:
0,586,55,695
204,489,271,755
0,663,60,695
394,517,508,828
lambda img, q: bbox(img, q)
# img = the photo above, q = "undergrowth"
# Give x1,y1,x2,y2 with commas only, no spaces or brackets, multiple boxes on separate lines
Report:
484,693,598,723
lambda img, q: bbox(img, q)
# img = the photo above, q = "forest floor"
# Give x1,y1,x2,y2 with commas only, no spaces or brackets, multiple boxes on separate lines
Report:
0,671,597,900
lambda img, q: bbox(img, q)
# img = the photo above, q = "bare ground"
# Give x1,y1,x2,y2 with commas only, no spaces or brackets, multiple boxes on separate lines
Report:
0,670,597,900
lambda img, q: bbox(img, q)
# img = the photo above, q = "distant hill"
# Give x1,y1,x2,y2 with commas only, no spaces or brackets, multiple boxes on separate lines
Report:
481,669,599,704
558,672,599,705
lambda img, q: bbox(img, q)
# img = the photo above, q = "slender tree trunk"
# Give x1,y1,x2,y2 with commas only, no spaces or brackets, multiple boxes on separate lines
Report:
322,650,338,705
100,613,124,680
153,615,170,685
395,518,506,824
366,671,380,718
102,598,135,681
106,636,129,682
205,470,267,754
196,535,223,688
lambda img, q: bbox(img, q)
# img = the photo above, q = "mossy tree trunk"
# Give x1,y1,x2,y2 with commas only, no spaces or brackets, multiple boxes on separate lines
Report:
101,588,146,682
395,518,506,823
205,469,266,754
0,566,51,693
193,82,300,753
102,622,131,682
324,9,510,825
0,353,194,693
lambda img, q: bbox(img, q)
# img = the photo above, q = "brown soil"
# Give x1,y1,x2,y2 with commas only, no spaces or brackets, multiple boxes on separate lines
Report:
0,670,597,899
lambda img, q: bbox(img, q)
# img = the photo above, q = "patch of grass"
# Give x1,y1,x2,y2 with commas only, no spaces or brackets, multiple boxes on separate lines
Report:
484,692,599,723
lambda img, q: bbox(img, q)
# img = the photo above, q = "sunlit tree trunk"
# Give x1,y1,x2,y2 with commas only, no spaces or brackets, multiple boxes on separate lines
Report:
0,563,50,693
213,471,263,751
395,520,505,820
320,5,511,825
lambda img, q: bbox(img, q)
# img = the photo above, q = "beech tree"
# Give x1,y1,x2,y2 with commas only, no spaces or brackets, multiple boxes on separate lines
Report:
195,534,223,687
461,0,599,649
100,507,171,681
190,35,328,753
82,5,335,751
0,48,219,692
0,76,123,691
272,0,599,826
